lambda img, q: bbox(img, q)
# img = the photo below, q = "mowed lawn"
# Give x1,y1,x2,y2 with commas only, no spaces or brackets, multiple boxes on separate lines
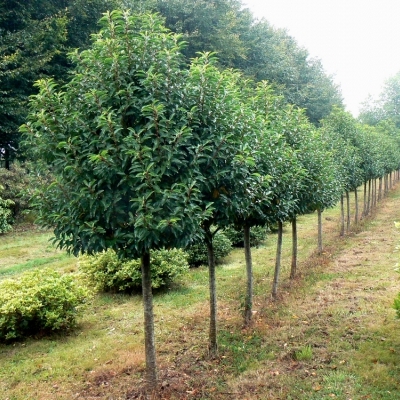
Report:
0,184,400,399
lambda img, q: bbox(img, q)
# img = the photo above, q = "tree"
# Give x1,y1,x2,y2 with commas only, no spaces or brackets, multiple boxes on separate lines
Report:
249,84,305,297
239,21,343,125
267,103,342,275
21,11,213,388
320,107,363,230
153,0,251,67
359,71,400,129
183,54,264,352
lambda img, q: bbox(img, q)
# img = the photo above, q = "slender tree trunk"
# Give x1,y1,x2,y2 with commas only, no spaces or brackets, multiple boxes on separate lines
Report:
383,175,386,195
4,147,10,170
290,218,298,279
385,174,388,195
363,181,367,216
206,234,218,356
141,251,157,388
373,179,377,207
340,194,345,236
318,209,323,254
378,177,382,201
371,179,375,209
367,179,371,215
243,225,253,326
346,191,350,233
272,220,283,299
354,188,359,225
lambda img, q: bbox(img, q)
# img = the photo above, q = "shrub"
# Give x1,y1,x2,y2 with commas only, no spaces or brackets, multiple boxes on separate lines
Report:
186,231,232,266
0,185,14,234
0,162,31,220
0,161,53,222
223,225,267,247
0,269,91,341
79,248,189,292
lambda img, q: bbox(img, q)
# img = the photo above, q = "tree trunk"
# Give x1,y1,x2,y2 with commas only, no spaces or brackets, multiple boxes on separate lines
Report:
385,174,388,195
290,218,298,279
340,194,345,236
317,209,323,254
378,177,382,201
383,175,386,195
141,251,157,388
367,179,371,215
371,179,374,209
363,181,367,216
272,220,283,299
354,188,359,224
206,234,218,356
346,191,350,233
4,147,10,170
243,225,253,326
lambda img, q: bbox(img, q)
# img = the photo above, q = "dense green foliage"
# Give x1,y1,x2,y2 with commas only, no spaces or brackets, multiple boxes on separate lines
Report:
0,162,34,220
0,185,14,233
186,231,232,266
0,0,120,165
79,248,189,292
223,225,267,247
0,268,90,341
22,11,211,258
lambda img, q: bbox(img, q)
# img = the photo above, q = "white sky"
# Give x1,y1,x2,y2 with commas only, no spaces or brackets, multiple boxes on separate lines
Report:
242,0,400,117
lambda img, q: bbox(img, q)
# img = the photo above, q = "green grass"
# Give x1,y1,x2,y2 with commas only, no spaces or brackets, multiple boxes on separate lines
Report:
0,183,400,399
295,345,313,361
0,254,71,277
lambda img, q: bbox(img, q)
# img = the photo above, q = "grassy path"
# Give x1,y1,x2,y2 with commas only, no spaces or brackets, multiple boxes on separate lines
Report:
0,184,400,399
224,188,400,400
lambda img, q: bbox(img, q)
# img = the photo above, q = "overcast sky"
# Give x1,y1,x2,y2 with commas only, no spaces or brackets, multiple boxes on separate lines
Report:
242,0,400,117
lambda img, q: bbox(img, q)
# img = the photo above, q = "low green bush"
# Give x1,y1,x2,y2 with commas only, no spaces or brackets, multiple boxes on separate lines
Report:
223,225,267,247
79,248,189,292
186,231,232,266
0,269,90,341
0,185,14,234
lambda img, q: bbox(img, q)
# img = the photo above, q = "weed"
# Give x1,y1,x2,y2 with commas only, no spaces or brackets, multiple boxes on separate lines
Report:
294,344,313,361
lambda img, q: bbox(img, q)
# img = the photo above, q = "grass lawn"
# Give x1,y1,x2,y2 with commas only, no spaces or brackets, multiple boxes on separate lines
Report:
0,183,400,399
